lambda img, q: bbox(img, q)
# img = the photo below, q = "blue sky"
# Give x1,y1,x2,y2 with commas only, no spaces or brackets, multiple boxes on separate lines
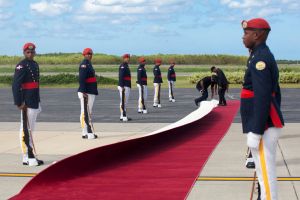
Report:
0,0,299,59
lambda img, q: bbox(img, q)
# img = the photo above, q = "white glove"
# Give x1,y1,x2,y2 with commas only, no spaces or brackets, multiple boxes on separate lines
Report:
247,132,262,150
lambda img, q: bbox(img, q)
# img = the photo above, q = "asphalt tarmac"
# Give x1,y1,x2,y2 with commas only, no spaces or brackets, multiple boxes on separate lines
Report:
0,88,299,123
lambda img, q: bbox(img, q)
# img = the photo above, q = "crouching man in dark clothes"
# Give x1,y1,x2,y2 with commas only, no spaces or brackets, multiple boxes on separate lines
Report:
194,74,217,106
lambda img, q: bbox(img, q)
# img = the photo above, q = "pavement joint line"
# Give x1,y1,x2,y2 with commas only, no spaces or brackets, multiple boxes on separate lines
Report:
2,134,63,154
1,173,300,181
278,141,300,199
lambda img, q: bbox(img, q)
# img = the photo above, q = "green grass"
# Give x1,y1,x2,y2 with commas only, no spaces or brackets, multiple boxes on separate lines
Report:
0,76,192,89
0,74,118,86
1,64,300,73
1,77,299,89
1,64,300,88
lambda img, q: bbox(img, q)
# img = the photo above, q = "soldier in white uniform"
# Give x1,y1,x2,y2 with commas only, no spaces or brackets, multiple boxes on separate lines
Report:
78,48,98,139
12,43,44,166
167,61,176,102
153,59,163,108
136,57,148,114
240,18,284,200
118,54,132,121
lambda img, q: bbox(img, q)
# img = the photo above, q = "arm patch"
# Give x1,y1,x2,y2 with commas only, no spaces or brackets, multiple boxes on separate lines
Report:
256,61,266,70
16,65,23,70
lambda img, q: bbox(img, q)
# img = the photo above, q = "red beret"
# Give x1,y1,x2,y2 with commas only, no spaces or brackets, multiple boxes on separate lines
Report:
155,58,162,64
82,48,93,56
23,43,36,51
242,18,271,30
123,54,130,59
138,57,146,63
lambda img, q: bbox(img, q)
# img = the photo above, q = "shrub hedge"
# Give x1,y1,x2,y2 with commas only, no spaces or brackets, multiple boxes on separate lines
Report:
189,72,300,84
1,53,298,65
0,74,118,85
0,54,249,65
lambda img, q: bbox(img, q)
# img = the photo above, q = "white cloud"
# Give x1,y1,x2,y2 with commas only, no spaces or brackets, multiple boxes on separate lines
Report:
148,25,178,36
74,15,108,22
110,16,138,24
257,8,282,17
76,0,191,25
220,0,299,17
0,11,12,20
23,21,37,29
83,0,190,15
30,0,72,16
0,0,13,7
0,1,14,23
149,25,166,33
281,0,300,10
221,0,270,9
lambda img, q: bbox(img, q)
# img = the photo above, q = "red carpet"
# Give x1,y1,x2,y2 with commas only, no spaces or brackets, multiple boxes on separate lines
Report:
11,101,239,200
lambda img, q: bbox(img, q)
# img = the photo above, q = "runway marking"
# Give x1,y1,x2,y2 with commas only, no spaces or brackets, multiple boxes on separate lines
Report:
1,173,300,181
197,177,300,181
0,173,36,177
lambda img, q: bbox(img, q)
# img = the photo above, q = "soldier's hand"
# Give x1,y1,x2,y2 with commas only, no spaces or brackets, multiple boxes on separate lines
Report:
83,93,88,98
18,104,26,110
247,132,261,150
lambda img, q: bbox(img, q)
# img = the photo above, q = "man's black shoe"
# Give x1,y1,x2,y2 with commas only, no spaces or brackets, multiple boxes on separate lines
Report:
82,135,88,139
246,161,255,169
37,159,44,166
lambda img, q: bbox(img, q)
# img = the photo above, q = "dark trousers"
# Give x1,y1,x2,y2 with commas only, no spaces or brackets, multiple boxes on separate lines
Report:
218,87,227,105
195,89,208,104
22,109,34,158
83,96,93,133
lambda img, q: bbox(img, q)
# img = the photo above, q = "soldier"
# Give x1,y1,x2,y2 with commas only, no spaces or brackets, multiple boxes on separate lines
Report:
78,48,98,139
136,57,148,114
167,61,176,102
12,43,44,166
211,66,228,106
153,58,163,108
118,54,131,121
194,74,217,106
240,18,284,200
